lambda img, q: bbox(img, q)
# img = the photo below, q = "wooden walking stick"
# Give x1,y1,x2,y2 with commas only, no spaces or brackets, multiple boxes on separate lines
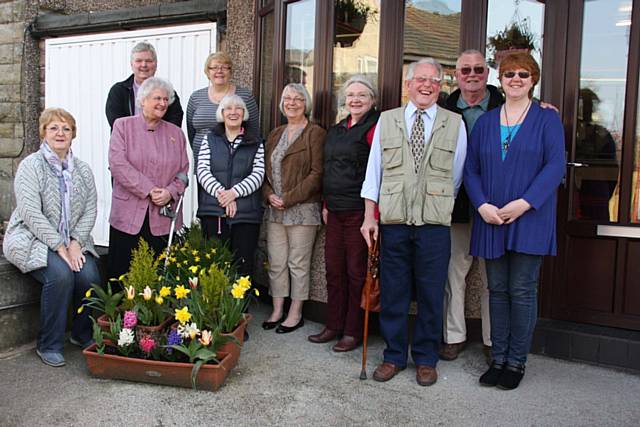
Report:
360,230,380,380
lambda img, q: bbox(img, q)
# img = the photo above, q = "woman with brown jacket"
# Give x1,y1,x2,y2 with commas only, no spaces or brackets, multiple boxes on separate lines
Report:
262,83,326,334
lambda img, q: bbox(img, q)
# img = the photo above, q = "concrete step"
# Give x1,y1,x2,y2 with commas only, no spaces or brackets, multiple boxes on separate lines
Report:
0,257,41,353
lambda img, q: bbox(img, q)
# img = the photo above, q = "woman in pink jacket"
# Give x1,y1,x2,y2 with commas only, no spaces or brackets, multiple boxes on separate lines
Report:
108,77,189,280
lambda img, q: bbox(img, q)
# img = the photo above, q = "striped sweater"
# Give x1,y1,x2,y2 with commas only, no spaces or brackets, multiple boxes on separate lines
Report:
186,86,260,162
2,152,98,273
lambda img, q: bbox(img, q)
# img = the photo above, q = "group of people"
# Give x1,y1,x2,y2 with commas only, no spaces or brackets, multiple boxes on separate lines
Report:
3,42,565,392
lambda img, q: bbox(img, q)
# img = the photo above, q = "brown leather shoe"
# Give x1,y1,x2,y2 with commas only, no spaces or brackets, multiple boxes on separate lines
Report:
416,365,438,386
373,362,404,382
483,345,493,366
332,335,361,352
308,328,340,343
438,341,467,361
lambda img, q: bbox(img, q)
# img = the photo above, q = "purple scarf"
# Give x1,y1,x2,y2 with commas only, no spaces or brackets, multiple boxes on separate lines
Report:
40,142,74,246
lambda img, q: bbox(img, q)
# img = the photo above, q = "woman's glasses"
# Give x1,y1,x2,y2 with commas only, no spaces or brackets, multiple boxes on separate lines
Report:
46,125,72,134
502,71,531,79
459,66,485,75
209,65,231,72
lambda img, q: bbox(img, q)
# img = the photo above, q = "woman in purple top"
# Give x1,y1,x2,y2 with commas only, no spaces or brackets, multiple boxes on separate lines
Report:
108,77,189,280
464,53,565,390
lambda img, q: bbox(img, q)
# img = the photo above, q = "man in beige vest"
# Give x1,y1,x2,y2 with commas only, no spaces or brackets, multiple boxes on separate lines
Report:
361,58,467,386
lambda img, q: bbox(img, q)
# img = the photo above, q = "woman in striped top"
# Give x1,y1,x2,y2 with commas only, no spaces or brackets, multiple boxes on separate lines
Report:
187,52,260,162
196,94,264,279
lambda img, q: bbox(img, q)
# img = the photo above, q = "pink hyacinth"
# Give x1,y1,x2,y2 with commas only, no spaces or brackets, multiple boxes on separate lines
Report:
139,335,156,353
123,310,138,329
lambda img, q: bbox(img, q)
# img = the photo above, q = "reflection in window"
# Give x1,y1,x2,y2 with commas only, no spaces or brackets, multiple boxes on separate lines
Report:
259,12,274,137
573,0,631,222
631,76,640,223
486,0,544,99
402,0,461,104
284,0,316,102
332,0,380,122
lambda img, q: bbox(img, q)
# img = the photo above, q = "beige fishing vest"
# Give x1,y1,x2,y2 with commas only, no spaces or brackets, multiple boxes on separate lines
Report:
378,105,461,226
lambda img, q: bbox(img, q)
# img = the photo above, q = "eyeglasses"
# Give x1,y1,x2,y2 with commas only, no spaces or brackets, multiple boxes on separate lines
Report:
412,76,442,85
345,93,371,100
46,125,72,134
150,96,169,103
502,71,531,79
209,65,231,72
283,96,305,104
459,66,485,75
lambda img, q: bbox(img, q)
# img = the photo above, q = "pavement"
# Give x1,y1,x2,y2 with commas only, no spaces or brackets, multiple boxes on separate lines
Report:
1,301,639,427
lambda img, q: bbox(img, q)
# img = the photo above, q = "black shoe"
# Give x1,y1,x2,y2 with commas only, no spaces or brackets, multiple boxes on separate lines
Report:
479,361,505,387
262,315,285,330
244,330,250,342
497,364,525,390
275,318,305,334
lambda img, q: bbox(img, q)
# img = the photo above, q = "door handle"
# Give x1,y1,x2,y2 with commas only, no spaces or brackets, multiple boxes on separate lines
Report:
567,162,589,168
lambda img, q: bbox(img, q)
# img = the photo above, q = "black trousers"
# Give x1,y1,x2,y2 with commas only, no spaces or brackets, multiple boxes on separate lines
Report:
107,213,167,281
200,216,260,278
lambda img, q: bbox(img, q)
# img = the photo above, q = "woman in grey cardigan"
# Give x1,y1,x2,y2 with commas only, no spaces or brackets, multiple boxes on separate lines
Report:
3,108,100,367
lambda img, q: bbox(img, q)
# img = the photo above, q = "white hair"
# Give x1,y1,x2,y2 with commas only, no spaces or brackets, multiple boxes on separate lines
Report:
216,94,249,123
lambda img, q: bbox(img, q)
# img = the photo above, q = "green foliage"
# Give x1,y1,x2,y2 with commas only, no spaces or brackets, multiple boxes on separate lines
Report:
82,282,123,320
122,239,160,294
488,22,536,54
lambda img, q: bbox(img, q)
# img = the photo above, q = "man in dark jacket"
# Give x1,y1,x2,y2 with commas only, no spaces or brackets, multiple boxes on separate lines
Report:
439,49,503,364
105,42,183,131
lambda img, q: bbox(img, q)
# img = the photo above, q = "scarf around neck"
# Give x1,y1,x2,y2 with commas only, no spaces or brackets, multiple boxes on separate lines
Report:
40,141,74,246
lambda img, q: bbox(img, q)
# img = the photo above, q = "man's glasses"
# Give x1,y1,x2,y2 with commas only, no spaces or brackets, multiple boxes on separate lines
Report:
459,66,485,75
502,71,531,79
413,76,442,85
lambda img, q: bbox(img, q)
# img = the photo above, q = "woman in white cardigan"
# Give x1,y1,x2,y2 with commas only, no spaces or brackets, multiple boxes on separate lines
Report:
3,108,100,367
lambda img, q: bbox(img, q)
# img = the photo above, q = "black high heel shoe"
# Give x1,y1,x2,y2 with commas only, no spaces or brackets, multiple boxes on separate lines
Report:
275,318,305,334
262,314,285,330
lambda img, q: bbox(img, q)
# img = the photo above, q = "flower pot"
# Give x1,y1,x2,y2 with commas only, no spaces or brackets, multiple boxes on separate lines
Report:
135,316,174,342
219,313,252,369
97,313,114,333
82,343,233,391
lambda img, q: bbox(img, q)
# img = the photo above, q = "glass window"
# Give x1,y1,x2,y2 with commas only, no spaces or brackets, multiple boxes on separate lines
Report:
284,0,316,103
572,0,631,222
402,0,461,104
331,0,381,122
486,0,545,99
631,74,640,223
259,12,275,137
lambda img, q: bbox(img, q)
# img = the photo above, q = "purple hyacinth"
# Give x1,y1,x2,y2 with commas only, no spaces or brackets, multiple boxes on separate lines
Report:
123,310,138,329
166,329,182,354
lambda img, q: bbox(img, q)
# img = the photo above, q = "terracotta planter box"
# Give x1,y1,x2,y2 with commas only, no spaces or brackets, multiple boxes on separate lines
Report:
83,343,233,391
219,313,252,369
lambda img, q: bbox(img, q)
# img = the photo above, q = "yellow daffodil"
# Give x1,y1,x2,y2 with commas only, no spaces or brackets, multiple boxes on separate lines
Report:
125,285,136,300
199,330,212,346
194,256,200,263
159,286,171,297
85,289,93,298
188,265,199,274
205,253,211,259
174,306,192,324
254,288,260,297
175,285,191,299
236,276,251,291
188,277,198,289
140,286,153,301
191,250,198,256
176,276,181,281
211,248,216,254
169,256,177,263
155,296,164,305
231,284,245,299
118,274,126,281
158,252,166,260
176,262,182,268
77,306,84,314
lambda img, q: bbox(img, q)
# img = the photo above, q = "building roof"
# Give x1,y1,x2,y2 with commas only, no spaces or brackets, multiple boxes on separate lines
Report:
403,7,460,67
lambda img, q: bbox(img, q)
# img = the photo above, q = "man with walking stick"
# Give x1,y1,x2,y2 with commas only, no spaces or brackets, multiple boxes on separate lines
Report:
360,58,467,386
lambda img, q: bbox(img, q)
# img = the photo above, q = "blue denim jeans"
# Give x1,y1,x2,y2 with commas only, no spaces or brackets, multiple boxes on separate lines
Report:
29,250,101,353
485,251,543,367
379,224,450,368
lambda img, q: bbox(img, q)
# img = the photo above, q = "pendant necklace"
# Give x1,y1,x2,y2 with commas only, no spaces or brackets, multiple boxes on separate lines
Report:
502,100,531,153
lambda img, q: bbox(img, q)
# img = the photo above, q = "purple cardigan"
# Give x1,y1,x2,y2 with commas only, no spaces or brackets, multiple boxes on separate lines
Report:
464,102,566,259
109,114,189,236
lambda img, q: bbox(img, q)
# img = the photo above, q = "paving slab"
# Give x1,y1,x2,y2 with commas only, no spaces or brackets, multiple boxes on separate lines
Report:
1,302,639,426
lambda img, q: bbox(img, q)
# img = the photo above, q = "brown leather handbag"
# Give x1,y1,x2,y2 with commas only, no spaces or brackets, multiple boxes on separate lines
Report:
360,232,381,313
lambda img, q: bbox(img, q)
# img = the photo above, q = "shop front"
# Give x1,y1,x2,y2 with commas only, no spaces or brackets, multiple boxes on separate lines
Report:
255,0,640,369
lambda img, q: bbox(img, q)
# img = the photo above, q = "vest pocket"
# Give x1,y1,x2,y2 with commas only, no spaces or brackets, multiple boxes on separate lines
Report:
429,144,455,177
382,137,403,170
423,178,454,224
379,180,406,224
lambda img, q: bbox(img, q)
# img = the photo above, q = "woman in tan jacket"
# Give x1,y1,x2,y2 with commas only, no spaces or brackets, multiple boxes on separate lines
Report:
262,83,326,334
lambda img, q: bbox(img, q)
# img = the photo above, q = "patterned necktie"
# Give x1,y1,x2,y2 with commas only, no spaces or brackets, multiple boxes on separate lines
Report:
409,109,425,173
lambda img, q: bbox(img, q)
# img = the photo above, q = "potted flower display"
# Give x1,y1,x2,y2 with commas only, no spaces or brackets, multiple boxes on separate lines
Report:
81,224,256,391
487,19,537,68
